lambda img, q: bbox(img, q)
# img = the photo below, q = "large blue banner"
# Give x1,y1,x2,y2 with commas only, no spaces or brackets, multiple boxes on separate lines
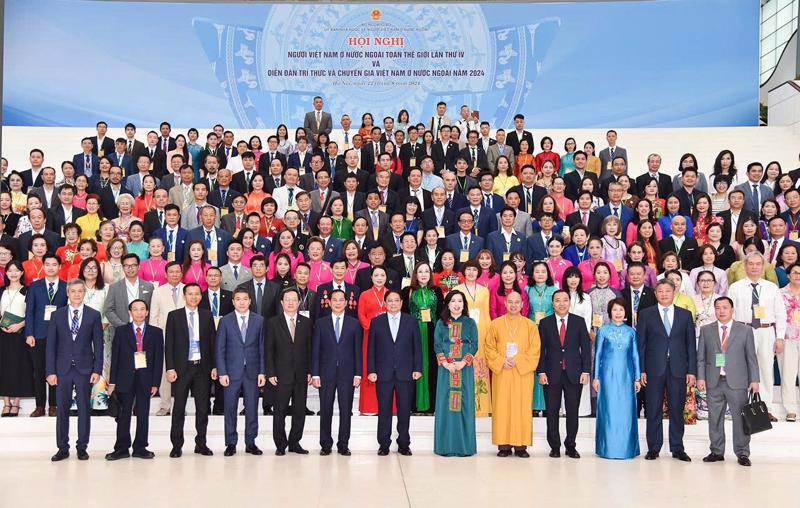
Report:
3,0,759,128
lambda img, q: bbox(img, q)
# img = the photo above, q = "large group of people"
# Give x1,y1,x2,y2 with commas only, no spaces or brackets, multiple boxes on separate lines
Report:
0,97,795,467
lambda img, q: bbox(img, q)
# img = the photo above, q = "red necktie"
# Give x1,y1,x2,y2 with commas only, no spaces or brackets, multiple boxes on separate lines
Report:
135,326,143,352
559,318,566,370
236,215,242,230
769,240,778,262
581,212,588,225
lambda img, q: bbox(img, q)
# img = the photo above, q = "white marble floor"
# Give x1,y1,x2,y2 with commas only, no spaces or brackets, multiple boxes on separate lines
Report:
1,397,799,507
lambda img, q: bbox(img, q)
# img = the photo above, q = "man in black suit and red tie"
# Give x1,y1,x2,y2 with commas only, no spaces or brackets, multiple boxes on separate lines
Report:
311,290,363,455
367,291,422,456
537,290,592,459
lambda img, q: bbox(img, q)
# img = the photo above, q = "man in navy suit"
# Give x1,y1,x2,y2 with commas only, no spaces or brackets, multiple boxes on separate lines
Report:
217,287,267,456
18,209,60,257
316,216,343,263
525,213,558,265
72,137,100,178
477,172,506,213
312,290,363,455
89,121,115,157
367,291,422,456
445,210,485,271
25,254,68,417
487,207,526,264
186,206,232,267
46,279,104,461
538,291,592,458
152,204,188,263
314,260,361,319
458,186,497,240
597,181,634,236
106,299,164,460
108,138,133,176
441,172,468,211
637,279,697,462
422,187,457,236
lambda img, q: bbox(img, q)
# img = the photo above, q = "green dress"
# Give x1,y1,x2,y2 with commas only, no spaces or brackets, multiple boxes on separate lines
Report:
404,285,442,413
433,316,478,456
527,283,556,411
331,217,353,240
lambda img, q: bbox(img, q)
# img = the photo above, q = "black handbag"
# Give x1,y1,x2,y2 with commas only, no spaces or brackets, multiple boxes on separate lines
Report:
741,392,772,435
106,392,120,420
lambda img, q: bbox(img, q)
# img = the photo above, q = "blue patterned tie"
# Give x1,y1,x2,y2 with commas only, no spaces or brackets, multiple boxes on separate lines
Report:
335,316,341,343
205,230,212,249
662,307,672,335
70,309,79,340
233,265,239,280
48,282,54,302
212,292,219,316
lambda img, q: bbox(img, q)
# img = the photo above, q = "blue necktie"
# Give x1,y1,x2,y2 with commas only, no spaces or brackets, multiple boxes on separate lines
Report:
240,316,247,342
463,235,468,250
335,316,341,343
212,292,219,316
48,282,54,302
205,230,212,249
233,265,239,280
662,307,672,335
70,309,79,340
168,229,174,252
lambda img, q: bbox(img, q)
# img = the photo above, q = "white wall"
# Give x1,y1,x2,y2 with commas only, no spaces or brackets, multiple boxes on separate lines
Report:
2,125,799,180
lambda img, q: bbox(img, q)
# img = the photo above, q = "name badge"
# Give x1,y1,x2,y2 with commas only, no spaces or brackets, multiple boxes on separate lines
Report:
534,311,545,324
410,157,416,168
592,313,603,328
134,351,148,370
221,207,229,217
347,212,354,221
715,353,726,368
299,310,310,318
613,259,622,272
378,205,387,214
753,306,766,320
152,281,160,289
502,252,510,262
214,316,221,328
372,226,379,239
44,305,57,321
793,309,800,324
97,149,104,157
149,162,154,172
606,161,612,170
791,231,799,241
469,308,480,324
208,249,217,262
420,308,431,322
460,250,469,263
436,226,445,237
401,277,411,289
167,252,176,262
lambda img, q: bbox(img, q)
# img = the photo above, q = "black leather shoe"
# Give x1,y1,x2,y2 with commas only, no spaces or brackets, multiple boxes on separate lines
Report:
398,448,412,456
194,445,214,456
514,449,530,458
549,449,561,458
245,444,263,455
169,448,182,458
305,407,314,416
737,456,751,467
703,453,724,463
224,445,236,457
497,449,512,457
289,445,309,455
263,408,274,416
239,408,246,416
275,449,286,456
51,449,70,462
565,448,580,459
105,449,130,461
644,451,659,460
76,449,89,461
672,451,691,462
338,448,351,456
377,448,389,456
320,448,332,456
132,449,155,459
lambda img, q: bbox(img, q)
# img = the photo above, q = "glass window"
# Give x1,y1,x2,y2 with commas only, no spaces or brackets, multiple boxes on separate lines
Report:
763,0,777,20
777,4,794,27
761,49,777,73
763,13,778,35
779,0,794,11
762,31,777,54
777,23,793,45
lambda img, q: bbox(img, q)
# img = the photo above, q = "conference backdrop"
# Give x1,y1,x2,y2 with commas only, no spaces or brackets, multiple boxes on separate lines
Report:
3,0,759,128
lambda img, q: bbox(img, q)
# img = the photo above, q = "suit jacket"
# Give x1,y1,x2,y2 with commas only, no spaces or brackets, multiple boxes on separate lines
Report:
311,314,362,381
658,236,700,271
444,232,484,270
510,184,548,215
360,141,385,174
108,151,134,176
142,148,168,179
45,306,103,376
635,172,673,199
456,205,497,239
200,288,233,317
299,172,317,193
670,187,705,216
598,146,628,179
198,148,227,175
431,140,459,173
286,151,313,173
340,191,367,217
29,186,60,211
303,110,333,146
525,231,554,264
398,142,420,177
536,313,592,384
334,169,369,194
98,185,131,220
230,170,262,195
220,213,247,237
149,283,185,330
265,313,312,384
397,187,433,210
735,181,775,214
126,139,148,163
487,229,526,265
109,323,164,393
24,279,68,339
387,253,419,280
355,266,401,293
215,311,264,380
717,209,757,245
20,168,44,193
355,208,390,242
181,203,220,230
142,209,165,239
310,188,339,214
103,278,154,329
487,143,515,173
257,151,288,173
565,209,603,238
322,154,345,178
320,236,343,263
165,307,216,375
564,170,598,201
597,203,634,237
220,263,252,291
186,226,231,265
697,321,759,390
314,282,361,319
18,229,61,257
238,278,281,318
90,136,116,157
444,191,469,212
264,175,285,195
366,312,422,381
72,152,100,177
505,130,534,156
621,285,656,327
636,305,697,378
46,205,86,237
458,145,489,172
422,207,456,236
152,226,189,263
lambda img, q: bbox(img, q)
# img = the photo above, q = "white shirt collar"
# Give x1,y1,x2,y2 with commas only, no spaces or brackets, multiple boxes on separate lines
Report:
235,310,249,320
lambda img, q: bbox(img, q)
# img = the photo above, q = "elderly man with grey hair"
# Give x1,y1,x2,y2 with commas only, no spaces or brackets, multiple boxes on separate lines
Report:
727,251,786,422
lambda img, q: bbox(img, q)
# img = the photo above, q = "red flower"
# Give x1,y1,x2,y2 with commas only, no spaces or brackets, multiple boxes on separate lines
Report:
446,356,453,363
455,339,462,346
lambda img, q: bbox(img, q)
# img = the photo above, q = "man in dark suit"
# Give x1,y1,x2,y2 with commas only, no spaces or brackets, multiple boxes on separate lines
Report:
487,207,527,264
198,133,227,176
565,191,603,238
367,291,422,455
217,287,266,456
386,233,418,283
46,184,86,236
563,151,598,201
597,130,628,181
354,246,402,292
25,254,67,417
422,187,457,237
99,165,130,220
186,206,232,267
208,169,240,213
258,136,289,174
231,152,260,195
431,125,459,173
458,130,489,173
621,263,657,328
658,215,699,271
671,167,704,216
538,290,592,458
458,186,497,240
106,299,164,460
158,122,177,153
506,115,534,155
46,280,104,461
441,172,469,211
314,260,361,319
334,149,369,193
637,279,697,462
90,121,116,157
397,169,433,211
597,181,634,237
123,123,147,163
445,210,485,270
635,154,673,199
360,128,385,174
266,289,313,455
72,137,100,177
717,189,757,245
510,165,547,216
142,189,170,239
200,267,232,415
303,96,333,148
165,284,216,458
316,216,344,263
142,131,168,179
311,289,362,455
18,209,60,257
152,204,189,263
